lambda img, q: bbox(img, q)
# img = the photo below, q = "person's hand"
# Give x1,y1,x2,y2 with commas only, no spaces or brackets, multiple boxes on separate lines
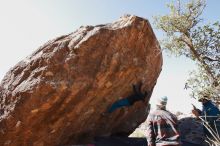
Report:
191,109,200,118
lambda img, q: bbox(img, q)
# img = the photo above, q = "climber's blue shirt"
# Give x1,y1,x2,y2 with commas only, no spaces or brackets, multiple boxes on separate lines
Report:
202,100,220,117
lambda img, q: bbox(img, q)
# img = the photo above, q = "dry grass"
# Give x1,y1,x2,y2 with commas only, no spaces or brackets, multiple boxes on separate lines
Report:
200,117,220,146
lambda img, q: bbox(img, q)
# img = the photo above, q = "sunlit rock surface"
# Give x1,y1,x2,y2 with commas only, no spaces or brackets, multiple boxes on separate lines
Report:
0,15,162,146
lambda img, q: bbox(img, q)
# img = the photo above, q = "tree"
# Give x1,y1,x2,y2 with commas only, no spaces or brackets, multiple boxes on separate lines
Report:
154,0,220,102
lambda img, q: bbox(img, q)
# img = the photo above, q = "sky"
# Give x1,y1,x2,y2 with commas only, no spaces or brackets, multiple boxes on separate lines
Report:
0,0,219,113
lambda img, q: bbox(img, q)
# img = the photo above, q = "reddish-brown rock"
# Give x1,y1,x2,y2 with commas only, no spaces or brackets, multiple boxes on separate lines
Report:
0,15,162,146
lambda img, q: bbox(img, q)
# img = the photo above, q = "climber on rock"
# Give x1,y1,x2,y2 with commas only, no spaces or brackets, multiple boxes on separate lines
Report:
104,81,154,114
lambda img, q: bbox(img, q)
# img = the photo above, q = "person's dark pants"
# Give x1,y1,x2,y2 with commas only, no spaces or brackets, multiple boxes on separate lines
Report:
107,98,130,113
181,141,202,146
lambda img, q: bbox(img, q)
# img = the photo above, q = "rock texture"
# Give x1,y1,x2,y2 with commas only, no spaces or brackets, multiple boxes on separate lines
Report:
178,115,207,145
0,15,162,146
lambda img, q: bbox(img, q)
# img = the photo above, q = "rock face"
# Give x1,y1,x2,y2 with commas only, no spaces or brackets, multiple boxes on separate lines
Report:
178,115,207,145
0,15,162,146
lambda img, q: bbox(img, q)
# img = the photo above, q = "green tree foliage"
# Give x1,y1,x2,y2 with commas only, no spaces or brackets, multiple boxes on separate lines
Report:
154,0,220,102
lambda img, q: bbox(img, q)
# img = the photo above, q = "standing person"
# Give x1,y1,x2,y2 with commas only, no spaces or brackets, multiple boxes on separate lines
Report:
192,93,220,138
146,96,181,146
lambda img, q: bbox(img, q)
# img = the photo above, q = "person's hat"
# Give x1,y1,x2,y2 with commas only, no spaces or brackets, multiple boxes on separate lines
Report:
156,96,168,106
198,92,210,102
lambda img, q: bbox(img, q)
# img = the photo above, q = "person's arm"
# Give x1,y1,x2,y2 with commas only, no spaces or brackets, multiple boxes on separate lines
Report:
126,81,155,105
126,82,146,104
191,104,202,118
144,86,154,102
146,115,156,146
134,81,155,101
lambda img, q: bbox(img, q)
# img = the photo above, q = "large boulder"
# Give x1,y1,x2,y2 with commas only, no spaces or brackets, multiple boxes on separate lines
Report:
0,15,162,146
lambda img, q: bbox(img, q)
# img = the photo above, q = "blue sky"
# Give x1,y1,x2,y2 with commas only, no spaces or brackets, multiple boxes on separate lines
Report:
0,0,219,113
